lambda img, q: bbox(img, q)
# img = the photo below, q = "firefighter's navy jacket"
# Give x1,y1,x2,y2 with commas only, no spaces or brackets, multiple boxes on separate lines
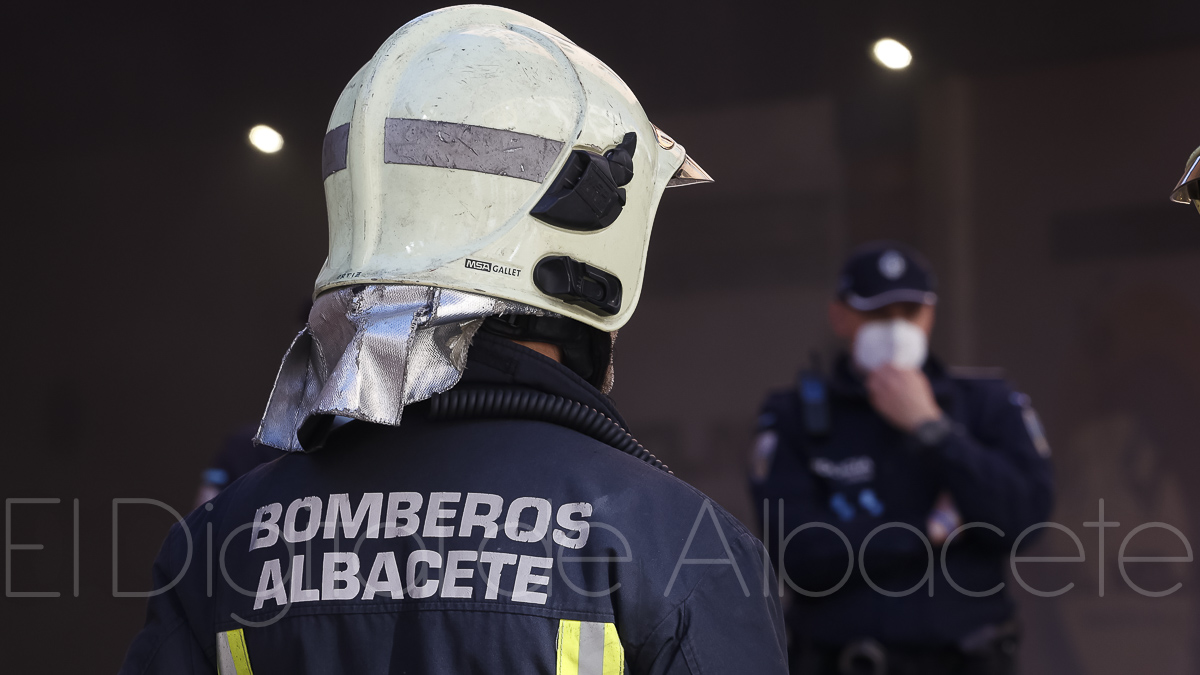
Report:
750,355,1053,648
120,332,788,674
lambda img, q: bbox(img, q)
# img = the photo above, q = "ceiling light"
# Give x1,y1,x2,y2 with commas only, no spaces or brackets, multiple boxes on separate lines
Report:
872,39,912,70
248,125,284,153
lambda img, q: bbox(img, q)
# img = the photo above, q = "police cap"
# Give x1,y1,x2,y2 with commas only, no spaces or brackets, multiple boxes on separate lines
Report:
836,241,938,311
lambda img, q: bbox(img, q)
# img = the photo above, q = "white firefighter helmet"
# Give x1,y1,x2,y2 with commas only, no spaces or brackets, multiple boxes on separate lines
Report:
1170,145,1200,216
316,5,710,331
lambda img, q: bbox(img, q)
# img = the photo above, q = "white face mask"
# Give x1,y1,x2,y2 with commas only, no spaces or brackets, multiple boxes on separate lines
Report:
853,319,928,372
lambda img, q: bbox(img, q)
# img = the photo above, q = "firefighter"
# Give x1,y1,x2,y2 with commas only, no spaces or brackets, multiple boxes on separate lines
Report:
120,6,786,674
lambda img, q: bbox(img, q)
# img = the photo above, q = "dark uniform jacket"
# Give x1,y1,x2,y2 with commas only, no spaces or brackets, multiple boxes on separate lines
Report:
750,355,1053,648
120,332,788,674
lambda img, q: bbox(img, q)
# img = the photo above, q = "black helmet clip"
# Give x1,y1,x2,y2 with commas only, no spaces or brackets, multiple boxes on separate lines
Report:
533,256,622,316
530,132,637,231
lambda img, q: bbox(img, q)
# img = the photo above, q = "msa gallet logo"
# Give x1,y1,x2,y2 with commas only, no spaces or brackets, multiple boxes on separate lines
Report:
465,259,521,277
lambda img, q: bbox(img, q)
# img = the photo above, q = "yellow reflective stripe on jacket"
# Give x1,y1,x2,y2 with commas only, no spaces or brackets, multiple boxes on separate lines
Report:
601,623,623,675
216,628,255,675
556,619,624,675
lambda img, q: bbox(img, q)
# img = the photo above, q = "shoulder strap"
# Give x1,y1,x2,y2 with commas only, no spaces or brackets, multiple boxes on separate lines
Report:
796,354,831,439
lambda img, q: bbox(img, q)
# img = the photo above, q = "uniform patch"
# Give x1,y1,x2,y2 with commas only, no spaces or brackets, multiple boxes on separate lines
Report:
926,493,962,545
810,456,875,485
857,488,885,517
829,493,856,522
749,430,778,483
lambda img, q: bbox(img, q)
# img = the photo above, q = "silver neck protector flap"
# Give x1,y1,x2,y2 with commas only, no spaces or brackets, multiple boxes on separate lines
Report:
255,284,548,452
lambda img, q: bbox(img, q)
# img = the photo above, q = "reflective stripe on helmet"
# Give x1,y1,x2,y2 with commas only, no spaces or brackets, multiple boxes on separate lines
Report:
384,118,565,183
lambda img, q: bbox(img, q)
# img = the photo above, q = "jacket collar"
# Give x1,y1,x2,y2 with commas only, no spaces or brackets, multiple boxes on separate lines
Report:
459,330,629,429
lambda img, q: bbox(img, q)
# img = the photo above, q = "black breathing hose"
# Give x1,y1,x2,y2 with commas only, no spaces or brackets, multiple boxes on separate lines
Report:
427,386,670,473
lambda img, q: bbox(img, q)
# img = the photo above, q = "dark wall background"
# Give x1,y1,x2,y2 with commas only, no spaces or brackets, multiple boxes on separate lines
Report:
3,1,1199,671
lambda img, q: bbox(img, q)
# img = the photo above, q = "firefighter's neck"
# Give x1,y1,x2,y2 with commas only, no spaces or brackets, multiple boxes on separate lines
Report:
512,340,563,363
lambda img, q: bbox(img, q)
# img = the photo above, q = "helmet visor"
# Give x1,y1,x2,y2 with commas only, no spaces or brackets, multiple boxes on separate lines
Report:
667,154,713,188
652,123,713,188
1171,153,1200,205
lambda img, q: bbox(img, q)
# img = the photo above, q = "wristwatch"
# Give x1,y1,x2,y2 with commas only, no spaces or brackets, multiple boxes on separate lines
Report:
913,414,953,447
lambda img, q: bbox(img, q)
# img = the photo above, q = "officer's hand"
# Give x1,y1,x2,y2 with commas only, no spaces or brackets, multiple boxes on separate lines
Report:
865,365,943,433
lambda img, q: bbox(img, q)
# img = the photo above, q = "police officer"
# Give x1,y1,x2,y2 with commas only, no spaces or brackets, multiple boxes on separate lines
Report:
194,303,309,507
1170,145,1200,216
120,6,787,674
750,242,1053,675
194,423,284,507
